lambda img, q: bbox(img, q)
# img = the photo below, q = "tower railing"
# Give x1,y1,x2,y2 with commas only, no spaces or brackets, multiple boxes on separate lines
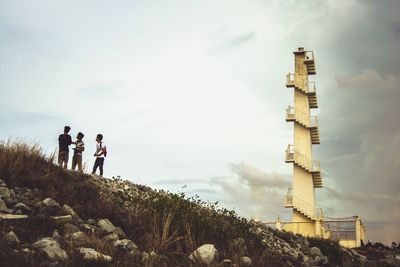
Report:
309,116,318,128
286,73,295,87
284,190,323,220
307,81,316,94
286,73,317,95
305,51,315,62
285,145,321,173
286,106,318,129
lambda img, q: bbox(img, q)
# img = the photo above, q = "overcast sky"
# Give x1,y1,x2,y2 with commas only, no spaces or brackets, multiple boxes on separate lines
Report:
1,0,399,244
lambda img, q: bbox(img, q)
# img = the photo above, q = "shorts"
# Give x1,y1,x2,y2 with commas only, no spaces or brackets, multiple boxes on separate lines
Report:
58,151,69,164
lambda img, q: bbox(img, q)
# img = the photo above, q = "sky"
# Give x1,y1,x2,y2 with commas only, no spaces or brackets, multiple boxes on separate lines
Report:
1,0,399,244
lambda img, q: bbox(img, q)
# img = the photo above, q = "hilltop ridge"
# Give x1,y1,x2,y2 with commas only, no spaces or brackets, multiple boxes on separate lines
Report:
0,141,398,267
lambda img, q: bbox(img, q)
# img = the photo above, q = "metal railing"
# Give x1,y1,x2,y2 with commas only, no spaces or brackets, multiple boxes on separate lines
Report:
286,145,320,173
284,191,323,220
305,51,315,62
306,81,316,94
286,106,318,129
286,73,295,86
309,116,318,128
286,73,317,95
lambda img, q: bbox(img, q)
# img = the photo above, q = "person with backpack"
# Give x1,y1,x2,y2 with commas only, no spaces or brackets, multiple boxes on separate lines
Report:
92,134,107,176
72,132,85,172
58,126,72,169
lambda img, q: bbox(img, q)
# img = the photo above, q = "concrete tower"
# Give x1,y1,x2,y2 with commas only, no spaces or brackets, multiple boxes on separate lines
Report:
283,47,323,237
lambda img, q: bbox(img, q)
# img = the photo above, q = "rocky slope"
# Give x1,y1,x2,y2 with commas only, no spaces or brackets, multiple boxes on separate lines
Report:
0,141,399,267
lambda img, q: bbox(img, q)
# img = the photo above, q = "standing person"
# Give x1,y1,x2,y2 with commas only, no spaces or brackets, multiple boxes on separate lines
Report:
58,126,72,169
72,132,85,172
92,134,107,176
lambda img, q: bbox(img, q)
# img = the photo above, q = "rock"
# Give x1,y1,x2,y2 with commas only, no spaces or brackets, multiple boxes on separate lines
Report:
114,239,138,252
33,237,69,261
4,197,17,208
52,230,63,243
189,244,219,265
87,218,96,225
81,224,97,235
220,259,232,266
63,223,80,235
78,247,112,262
20,248,31,254
0,179,7,187
5,231,20,246
9,189,16,199
13,202,32,214
350,249,360,256
104,232,119,242
240,256,252,267
13,209,22,215
62,204,79,219
288,248,299,259
0,198,8,212
50,215,72,224
310,247,322,257
321,255,329,264
71,231,88,245
0,186,11,198
43,198,60,207
113,226,126,238
0,213,28,220
97,218,116,233
358,254,367,263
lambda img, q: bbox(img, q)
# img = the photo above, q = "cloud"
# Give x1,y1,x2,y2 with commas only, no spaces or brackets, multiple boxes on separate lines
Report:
391,20,400,38
229,162,289,190
211,162,290,220
336,69,398,90
224,32,255,48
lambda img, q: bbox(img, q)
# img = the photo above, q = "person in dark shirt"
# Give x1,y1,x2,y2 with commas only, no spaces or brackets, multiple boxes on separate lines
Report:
58,126,72,169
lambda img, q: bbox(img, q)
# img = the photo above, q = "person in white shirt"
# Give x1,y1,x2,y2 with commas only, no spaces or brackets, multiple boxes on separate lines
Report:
72,132,85,172
92,134,107,176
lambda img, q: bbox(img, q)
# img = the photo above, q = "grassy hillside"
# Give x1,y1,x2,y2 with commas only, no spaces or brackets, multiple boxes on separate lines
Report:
0,140,397,267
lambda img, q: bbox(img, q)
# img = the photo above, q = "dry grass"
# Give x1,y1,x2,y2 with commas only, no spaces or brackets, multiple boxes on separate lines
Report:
0,140,271,266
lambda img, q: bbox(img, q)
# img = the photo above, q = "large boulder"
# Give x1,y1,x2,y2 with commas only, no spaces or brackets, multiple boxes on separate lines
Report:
33,237,69,261
78,247,112,262
189,244,219,265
